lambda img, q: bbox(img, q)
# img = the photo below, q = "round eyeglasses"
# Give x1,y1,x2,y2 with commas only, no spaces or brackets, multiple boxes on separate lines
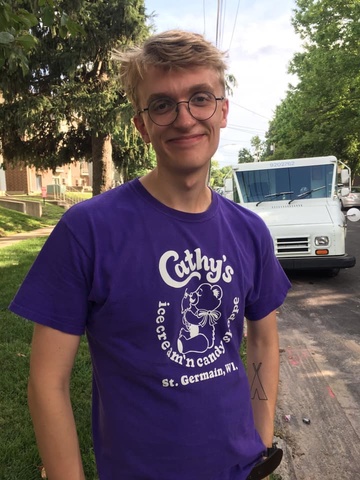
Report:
138,91,225,126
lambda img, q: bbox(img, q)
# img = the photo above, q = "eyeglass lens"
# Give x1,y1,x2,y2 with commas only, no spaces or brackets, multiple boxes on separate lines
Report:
147,92,219,126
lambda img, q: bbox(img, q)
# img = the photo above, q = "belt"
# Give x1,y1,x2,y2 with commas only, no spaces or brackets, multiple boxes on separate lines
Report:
246,444,283,480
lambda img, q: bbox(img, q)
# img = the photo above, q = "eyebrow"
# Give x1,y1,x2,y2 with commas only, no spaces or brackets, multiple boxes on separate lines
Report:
146,83,216,104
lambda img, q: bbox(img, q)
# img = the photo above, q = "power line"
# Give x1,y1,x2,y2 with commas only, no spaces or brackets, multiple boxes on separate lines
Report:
230,100,271,120
203,0,206,36
219,138,253,144
215,0,241,52
227,124,267,134
220,0,227,48
213,2,270,122
215,0,222,47
228,0,241,51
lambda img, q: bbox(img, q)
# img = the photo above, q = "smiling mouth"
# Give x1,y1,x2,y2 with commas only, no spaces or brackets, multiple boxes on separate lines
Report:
167,134,205,144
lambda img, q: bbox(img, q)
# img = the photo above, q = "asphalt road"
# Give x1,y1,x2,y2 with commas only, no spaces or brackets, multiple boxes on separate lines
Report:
274,218,360,479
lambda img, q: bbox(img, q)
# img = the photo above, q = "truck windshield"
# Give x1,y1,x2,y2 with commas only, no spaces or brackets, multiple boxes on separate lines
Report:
236,164,335,204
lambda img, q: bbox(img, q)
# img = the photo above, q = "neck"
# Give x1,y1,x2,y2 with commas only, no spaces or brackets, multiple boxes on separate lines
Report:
140,168,212,213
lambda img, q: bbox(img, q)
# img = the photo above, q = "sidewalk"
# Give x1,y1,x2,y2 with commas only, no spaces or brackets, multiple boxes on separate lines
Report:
0,226,54,249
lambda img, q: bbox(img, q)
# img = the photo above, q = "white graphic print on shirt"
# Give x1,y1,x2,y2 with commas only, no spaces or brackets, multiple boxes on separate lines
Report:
157,248,241,388
178,283,222,354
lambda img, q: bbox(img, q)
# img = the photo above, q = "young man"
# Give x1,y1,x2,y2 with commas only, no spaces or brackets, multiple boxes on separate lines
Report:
10,30,291,480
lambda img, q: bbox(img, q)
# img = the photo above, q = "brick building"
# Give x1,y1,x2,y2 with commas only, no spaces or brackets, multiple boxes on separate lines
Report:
3,161,92,194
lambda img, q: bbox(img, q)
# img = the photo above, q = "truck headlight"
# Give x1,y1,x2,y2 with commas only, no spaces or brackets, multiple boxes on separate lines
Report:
315,236,329,246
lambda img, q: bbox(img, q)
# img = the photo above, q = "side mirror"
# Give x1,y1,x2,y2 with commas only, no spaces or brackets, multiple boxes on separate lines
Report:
340,187,350,197
340,169,350,185
347,208,360,222
224,178,233,193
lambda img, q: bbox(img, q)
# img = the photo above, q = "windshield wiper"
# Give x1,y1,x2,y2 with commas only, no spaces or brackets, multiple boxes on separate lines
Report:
256,192,293,206
288,185,326,204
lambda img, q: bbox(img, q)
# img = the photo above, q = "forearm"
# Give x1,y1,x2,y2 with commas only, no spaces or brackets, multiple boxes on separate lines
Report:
246,317,280,447
28,380,85,480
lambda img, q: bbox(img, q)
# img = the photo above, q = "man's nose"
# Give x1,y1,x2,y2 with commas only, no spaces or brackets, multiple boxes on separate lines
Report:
174,101,196,125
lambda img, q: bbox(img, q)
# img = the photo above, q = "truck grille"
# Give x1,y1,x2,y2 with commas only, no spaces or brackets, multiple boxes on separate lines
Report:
276,237,310,255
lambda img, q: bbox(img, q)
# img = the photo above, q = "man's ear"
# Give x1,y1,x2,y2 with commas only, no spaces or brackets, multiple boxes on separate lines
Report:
220,98,229,129
134,115,151,144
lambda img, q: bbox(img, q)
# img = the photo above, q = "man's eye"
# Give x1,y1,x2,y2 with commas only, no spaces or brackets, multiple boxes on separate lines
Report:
191,92,213,106
150,99,174,114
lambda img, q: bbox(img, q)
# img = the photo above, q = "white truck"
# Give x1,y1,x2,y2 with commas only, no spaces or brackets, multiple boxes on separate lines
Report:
223,155,359,275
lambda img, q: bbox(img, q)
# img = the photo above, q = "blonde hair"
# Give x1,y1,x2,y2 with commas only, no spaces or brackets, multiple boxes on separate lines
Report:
114,30,228,110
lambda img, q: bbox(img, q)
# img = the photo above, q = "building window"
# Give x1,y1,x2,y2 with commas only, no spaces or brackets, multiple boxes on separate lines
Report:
35,175,42,190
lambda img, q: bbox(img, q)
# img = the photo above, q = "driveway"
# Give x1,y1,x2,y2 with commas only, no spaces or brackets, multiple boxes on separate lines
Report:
274,220,360,479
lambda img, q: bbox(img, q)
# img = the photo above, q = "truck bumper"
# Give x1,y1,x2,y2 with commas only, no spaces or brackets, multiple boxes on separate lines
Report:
278,255,356,271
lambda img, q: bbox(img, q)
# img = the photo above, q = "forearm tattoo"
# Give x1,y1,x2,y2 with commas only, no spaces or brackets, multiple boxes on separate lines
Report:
250,362,268,400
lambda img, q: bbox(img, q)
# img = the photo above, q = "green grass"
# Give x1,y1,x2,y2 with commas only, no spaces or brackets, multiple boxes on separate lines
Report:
0,238,97,480
65,192,92,201
0,202,65,237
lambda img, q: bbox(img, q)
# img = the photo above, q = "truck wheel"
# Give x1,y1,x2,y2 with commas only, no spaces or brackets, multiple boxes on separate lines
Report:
326,268,340,277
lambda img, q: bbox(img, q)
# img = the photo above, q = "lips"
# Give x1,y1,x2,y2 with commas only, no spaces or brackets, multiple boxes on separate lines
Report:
167,133,206,145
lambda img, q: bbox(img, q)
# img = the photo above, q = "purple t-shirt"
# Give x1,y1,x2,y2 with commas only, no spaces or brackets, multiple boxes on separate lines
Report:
10,179,291,480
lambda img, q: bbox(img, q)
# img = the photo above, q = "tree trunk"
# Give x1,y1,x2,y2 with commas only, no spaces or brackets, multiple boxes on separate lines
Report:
92,133,113,196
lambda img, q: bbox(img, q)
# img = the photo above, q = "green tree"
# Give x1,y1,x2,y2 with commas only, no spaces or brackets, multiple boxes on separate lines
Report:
265,0,360,177
0,1,84,78
238,148,254,163
0,1,38,75
0,0,151,195
209,161,231,189
250,135,266,161
225,73,238,97
113,123,156,184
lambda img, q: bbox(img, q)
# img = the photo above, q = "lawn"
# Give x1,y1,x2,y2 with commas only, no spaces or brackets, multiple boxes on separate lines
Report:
65,192,92,201
0,202,65,237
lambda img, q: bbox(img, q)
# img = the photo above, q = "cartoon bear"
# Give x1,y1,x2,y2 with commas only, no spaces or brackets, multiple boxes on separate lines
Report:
177,283,223,354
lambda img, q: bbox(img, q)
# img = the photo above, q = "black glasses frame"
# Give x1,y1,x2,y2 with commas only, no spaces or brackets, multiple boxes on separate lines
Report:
138,91,225,126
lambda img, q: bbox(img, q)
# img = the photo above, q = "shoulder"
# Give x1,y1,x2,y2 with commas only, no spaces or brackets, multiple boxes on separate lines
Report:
47,179,143,254
214,192,274,256
62,179,141,227
67,179,138,214
215,192,269,232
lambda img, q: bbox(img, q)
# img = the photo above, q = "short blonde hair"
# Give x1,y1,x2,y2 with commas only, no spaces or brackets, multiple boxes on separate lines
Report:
114,30,228,110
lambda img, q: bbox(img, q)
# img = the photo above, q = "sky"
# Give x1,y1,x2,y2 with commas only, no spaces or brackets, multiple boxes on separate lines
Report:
144,0,302,166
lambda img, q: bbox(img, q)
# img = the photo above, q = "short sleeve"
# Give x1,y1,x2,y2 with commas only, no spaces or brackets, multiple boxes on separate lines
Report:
9,218,93,335
244,227,291,321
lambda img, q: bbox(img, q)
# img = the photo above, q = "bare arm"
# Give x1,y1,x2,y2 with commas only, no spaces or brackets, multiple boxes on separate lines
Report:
246,310,279,448
28,323,85,480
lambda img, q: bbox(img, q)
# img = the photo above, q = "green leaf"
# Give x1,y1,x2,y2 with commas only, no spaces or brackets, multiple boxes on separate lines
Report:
16,51,30,75
66,18,85,36
0,31,14,45
16,34,38,51
59,25,67,39
2,4,11,24
60,12,69,27
17,12,38,29
42,6,54,27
